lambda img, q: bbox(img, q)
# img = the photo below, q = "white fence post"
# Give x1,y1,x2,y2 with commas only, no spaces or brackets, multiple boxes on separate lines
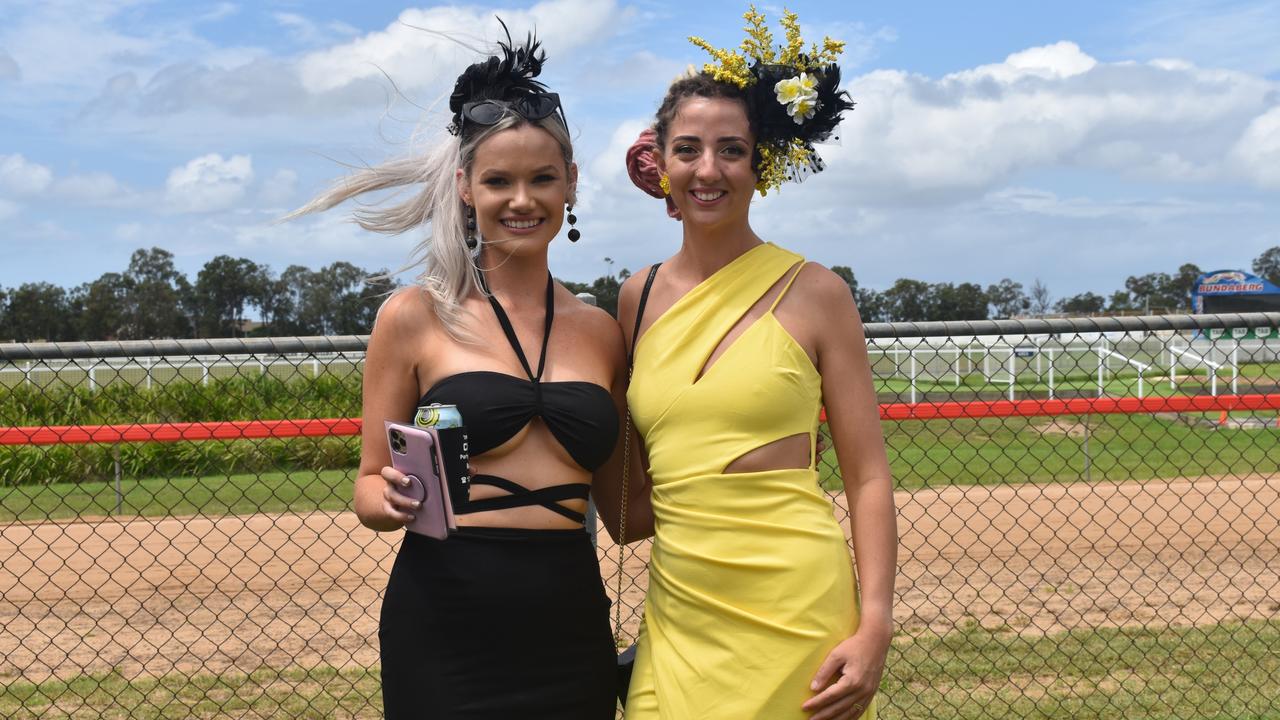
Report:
909,352,918,405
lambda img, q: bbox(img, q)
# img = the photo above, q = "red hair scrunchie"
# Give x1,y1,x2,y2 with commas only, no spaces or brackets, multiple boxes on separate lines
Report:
625,128,682,221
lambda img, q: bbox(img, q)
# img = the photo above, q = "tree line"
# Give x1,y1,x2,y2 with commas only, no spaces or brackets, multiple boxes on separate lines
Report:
2,245,1277,342
0,248,394,343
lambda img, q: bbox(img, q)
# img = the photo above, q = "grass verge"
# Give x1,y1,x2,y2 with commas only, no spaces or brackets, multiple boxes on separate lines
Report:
0,469,351,523
4,619,1275,719
881,618,1280,719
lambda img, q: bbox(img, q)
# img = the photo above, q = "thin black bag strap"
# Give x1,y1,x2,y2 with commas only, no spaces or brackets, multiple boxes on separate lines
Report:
628,263,662,369
616,262,660,639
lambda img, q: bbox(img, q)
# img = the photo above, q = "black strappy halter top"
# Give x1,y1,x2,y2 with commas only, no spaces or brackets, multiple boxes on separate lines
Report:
418,274,618,524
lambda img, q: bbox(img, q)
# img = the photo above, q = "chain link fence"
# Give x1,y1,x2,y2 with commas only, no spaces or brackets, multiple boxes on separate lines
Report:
2,313,1278,718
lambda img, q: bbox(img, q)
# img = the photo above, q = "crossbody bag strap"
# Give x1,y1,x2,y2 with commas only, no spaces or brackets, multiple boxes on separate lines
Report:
615,263,661,644
628,263,662,370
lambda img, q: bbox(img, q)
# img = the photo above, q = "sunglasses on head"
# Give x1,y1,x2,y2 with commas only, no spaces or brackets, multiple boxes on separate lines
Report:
461,92,566,130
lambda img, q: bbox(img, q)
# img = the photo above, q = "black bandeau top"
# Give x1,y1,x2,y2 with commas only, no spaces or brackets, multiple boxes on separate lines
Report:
419,275,618,472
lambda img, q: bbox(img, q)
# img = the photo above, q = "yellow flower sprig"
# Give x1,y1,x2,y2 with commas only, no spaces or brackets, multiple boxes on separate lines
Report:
687,5,852,195
778,9,803,67
754,139,817,196
689,36,752,88
691,6,846,84
740,6,775,65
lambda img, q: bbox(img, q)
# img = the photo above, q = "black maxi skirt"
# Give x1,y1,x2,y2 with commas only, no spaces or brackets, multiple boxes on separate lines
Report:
378,526,616,719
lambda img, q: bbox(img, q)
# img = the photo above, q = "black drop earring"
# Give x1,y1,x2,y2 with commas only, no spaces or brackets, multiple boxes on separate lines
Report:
566,204,580,242
465,205,478,250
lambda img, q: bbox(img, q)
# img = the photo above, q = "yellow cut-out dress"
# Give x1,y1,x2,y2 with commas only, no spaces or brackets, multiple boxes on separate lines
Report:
625,243,875,719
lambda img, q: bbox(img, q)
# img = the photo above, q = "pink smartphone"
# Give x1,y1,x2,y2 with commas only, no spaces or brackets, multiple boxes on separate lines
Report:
384,421,456,539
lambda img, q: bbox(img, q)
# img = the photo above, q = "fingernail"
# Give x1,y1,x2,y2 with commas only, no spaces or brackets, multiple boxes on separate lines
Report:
413,501,421,509
402,477,411,487
407,515,415,522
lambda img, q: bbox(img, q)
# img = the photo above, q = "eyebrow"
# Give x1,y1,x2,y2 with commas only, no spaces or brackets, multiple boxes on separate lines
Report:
671,135,750,144
479,165,561,176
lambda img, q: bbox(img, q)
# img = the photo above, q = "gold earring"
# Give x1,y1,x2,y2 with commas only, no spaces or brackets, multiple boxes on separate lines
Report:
659,173,671,196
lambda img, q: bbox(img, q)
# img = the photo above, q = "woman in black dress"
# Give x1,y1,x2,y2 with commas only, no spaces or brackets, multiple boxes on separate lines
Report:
291,28,622,720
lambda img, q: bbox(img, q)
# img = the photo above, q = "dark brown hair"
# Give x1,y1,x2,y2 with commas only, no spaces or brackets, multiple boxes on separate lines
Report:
652,73,761,171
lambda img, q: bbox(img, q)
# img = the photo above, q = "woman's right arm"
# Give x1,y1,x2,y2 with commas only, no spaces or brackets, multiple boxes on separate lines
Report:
355,290,430,532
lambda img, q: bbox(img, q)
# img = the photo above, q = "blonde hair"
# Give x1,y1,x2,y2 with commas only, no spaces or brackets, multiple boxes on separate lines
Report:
287,111,575,339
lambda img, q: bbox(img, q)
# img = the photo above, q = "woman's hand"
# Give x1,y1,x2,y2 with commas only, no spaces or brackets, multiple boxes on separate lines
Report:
355,467,420,532
800,626,890,720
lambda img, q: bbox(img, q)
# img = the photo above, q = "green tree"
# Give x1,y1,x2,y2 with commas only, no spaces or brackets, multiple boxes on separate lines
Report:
122,247,191,339
1027,278,1052,316
193,255,262,337
1055,292,1106,315
932,282,989,321
854,288,887,322
1252,246,1280,286
1107,290,1136,313
986,278,1029,319
1169,263,1201,312
6,282,71,341
0,287,9,341
75,272,130,340
882,278,933,322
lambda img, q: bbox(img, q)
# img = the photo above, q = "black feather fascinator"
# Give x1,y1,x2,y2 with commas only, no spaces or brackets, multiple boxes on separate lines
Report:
447,20,553,137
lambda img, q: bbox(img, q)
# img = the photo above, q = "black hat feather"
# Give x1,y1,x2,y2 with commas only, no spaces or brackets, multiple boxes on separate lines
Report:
448,19,549,136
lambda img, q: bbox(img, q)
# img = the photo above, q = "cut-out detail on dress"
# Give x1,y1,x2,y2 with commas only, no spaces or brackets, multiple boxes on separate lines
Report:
694,261,805,383
722,432,812,475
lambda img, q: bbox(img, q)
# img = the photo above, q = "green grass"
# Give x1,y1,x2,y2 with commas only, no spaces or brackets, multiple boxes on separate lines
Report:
880,618,1280,719
820,413,1280,491
4,620,1275,719
0,664,381,720
0,469,352,523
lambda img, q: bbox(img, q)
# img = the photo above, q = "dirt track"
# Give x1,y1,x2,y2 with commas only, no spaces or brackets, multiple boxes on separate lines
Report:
2,474,1277,684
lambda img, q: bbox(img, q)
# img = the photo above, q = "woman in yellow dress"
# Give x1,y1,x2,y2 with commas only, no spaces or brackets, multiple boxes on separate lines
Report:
595,10,897,720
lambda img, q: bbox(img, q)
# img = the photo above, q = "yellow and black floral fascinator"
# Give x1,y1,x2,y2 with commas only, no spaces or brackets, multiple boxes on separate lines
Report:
691,6,854,195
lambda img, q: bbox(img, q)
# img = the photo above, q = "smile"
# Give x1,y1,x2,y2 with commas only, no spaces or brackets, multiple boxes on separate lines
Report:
500,218,544,230
691,190,727,203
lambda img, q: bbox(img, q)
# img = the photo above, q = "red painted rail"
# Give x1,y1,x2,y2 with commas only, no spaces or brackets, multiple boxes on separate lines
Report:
2,394,1276,446
0,418,361,446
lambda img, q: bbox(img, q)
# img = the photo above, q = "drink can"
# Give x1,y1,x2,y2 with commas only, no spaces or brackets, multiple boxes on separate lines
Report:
413,403,470,510
414,403,463,430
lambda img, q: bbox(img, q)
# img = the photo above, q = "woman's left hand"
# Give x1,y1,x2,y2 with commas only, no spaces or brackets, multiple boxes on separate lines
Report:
801,627,890,719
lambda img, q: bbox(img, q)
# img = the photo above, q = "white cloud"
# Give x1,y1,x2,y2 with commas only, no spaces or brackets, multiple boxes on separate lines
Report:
981,186,1247,222
952,41,1097,84
817,43,1278,204
198,3,239,23
1230,105,1280,189
0,153,53,195
0,198,19,220
53,171,139,207
589,118,651,186
0,2,158,90
165,153,254,213
297,0,621,94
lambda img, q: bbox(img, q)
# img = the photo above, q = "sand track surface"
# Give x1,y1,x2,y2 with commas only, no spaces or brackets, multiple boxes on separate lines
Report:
2,474,1277,683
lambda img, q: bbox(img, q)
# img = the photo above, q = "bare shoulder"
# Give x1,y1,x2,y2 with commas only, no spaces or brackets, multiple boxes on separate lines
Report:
619,264,659,307
790,262,858,315
556,286,625,353
372,285,439,341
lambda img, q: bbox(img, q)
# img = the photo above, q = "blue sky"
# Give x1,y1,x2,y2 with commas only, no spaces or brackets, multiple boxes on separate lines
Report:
2,0,1279,302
